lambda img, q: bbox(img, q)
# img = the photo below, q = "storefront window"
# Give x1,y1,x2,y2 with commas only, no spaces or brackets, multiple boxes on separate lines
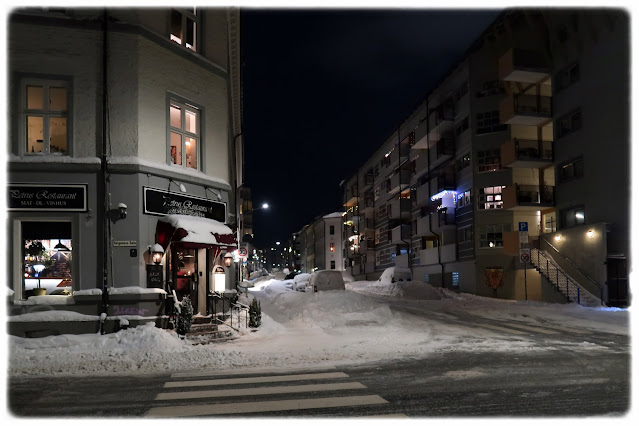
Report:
22,221,72,297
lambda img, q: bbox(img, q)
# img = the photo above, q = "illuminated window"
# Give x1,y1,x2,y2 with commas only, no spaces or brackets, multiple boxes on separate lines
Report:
478,186,505,209
170,9,198,51
562,206,585,227
169,99,200,170
479,224,510,248
329,243,335,252
23,79,69,155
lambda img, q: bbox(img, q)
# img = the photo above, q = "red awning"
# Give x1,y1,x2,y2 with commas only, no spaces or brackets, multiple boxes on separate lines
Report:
155,214,237,251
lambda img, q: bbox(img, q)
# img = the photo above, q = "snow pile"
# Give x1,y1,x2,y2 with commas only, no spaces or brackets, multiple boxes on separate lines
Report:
378,267,412,283
347,280,441,300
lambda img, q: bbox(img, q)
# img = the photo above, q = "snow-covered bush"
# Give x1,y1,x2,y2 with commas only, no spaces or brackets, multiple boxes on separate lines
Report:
176,296,194,336
249,298,261,328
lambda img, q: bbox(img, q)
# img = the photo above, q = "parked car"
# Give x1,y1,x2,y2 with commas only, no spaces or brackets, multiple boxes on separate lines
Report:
307,270,345,292
293,273,311,291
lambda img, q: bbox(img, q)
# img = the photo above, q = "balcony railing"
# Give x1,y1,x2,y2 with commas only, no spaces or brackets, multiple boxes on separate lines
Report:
498,48,550,83
503,184,555,210
501,138,553,167
500,94,552,126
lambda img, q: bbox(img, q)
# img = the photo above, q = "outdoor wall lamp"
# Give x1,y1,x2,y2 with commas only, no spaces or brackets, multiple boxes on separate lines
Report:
223,252,234,267
555,234,562,242
206,187,223,201
118,203,127,219
150,243,164,264
587,230,595,238
108,203,128,222
169,179,187,193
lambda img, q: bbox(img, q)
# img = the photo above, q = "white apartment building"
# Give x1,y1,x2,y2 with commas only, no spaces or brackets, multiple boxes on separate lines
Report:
343,9,629,307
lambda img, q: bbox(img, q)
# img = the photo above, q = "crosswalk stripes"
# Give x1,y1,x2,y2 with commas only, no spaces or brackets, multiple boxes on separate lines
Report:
146,368,390,417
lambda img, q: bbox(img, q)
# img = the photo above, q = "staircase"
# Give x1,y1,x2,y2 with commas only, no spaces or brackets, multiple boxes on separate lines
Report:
530,248,603,307
185,317,235,345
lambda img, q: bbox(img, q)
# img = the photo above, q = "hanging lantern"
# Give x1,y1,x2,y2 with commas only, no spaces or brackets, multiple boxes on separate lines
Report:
223,252,234,267
150,243,164,264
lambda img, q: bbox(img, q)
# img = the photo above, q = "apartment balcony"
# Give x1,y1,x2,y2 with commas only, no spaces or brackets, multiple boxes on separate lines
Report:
501,138,553,168
431,210,456,232
390,224,411,244
388,198,411,220
420,244,456,265
428,137,455,169
344,209,360,223
415,181,430,207
430,174,456,196
427,103,455,140
500,94,552,126
344,225,358,240
361,195,375,215
415,216,435,237
362,227,375,241
359,239,375,255
412,124,429,150
388,169,411,194
498,48,550,84
394,253,409,268
502,184,555,210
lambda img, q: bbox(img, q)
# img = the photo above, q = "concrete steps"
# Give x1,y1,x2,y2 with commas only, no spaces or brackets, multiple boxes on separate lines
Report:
185,317,236,345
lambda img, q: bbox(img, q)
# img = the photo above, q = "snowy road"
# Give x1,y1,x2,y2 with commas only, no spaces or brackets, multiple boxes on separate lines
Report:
6,278,631,418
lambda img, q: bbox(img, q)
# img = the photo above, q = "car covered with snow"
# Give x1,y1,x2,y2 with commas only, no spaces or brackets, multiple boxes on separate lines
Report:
307,270,345,292
293,273,311,291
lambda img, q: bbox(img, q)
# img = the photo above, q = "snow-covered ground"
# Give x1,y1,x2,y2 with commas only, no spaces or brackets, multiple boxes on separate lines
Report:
6,277,629,378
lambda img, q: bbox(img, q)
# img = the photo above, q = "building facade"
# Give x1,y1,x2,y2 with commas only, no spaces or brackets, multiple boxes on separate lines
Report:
7,7,244,336
342,9,629,307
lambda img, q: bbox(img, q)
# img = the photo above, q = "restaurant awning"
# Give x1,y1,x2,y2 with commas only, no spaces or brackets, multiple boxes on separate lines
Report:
155,214,237,251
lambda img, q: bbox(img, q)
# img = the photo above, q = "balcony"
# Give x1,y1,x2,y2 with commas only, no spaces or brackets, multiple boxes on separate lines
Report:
390,224,411,244
428,102,455,140
360,239,375,255
394,253,409,268
498,48,550,84
344,225,358,240
431,210,456,232
502,184,555,210
430,174,455,196
362,171,374,190
415,216,435,237
501,138,553,168
388,169,411,194
388,198,411,220
420,247,438,265
412,124,429,150
415,181,430,207
500,94,552,126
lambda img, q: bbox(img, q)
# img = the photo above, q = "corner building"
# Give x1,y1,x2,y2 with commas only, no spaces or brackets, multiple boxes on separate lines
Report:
7,7,244,335
343,9,629,307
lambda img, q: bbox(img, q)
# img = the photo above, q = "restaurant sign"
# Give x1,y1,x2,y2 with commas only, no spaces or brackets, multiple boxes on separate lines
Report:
143,186,226,222
8,184,87,212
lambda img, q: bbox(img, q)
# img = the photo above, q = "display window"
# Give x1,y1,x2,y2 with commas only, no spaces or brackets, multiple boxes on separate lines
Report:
21,221,73,297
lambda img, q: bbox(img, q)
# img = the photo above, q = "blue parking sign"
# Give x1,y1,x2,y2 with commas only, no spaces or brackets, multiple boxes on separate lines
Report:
519,222,528,232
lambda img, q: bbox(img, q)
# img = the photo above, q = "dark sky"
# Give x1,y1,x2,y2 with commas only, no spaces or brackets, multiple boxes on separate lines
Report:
241,9,502,249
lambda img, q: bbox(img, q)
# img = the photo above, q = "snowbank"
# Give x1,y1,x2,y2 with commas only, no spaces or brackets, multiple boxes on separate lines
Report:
378,267,412,283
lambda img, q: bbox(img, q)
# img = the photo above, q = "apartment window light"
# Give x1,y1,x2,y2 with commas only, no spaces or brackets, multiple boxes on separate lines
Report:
170,9,198,51
168,98,200,170
23,79,70,155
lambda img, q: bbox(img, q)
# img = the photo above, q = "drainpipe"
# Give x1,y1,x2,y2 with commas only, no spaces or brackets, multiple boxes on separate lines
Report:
398,128,412,272
100,8,110,332
425,102,445,288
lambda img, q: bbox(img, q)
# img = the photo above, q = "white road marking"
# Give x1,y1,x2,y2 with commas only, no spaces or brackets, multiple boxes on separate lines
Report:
164,372,350,388
146,394,389,417
172,365,337,378
156,381,367,400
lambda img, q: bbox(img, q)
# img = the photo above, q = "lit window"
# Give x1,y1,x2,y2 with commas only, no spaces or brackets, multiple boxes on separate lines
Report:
169,99,200,170
329,243,335,252
479,186,505,209
477,150,502,172
23,79,69,155
480,224,510,248
170,9,198,51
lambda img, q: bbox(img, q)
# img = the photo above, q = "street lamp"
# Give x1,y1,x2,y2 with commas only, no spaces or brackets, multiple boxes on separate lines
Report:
150,243,164,264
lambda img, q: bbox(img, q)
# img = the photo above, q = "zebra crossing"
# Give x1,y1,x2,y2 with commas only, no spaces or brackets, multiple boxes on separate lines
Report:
146,366,399,417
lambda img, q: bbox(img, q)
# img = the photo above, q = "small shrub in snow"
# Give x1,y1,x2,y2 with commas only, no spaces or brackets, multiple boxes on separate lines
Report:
176,296,194,336
249,298,261,328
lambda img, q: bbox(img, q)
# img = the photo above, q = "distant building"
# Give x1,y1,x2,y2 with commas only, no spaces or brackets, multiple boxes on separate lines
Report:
294,213,344,272
342,9,629,307
7,7,244,335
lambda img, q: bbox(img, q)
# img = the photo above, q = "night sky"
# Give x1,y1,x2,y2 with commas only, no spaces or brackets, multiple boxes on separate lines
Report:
241,9,502,249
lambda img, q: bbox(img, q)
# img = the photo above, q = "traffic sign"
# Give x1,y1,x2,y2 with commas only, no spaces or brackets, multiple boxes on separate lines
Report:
238,247,248,258
518,222,528,232
519,248,531,263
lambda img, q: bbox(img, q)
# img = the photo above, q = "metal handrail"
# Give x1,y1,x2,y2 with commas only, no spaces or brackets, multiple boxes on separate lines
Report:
531,248,602,305
539,235,603,292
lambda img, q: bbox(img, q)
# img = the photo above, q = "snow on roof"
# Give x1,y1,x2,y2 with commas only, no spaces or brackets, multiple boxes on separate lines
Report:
323,212,344,219
108,156,230,188
159,214,234,245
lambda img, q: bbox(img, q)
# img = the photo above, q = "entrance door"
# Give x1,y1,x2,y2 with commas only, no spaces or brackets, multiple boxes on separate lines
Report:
172,246,198,309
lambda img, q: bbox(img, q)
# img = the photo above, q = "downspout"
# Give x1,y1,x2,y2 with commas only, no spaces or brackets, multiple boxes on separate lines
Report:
425,102,445,287
398,128,412,271
100,8,110,332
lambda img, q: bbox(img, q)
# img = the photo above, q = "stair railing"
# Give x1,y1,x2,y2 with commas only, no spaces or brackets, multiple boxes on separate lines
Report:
531,249,599,306
538,235,604,305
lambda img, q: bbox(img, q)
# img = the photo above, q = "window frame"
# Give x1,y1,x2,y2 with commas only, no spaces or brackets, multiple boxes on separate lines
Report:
170,8,200,52
167,96,202,171
20,77,72,156
558,156,584,183
479,223,510,248
478,186,506,210
556,109,582,139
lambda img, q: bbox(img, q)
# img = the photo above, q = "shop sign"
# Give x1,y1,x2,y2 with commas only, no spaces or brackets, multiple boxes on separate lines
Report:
8,184,87,212
143,187,226,222
146,264,164,289
113,240,137,247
